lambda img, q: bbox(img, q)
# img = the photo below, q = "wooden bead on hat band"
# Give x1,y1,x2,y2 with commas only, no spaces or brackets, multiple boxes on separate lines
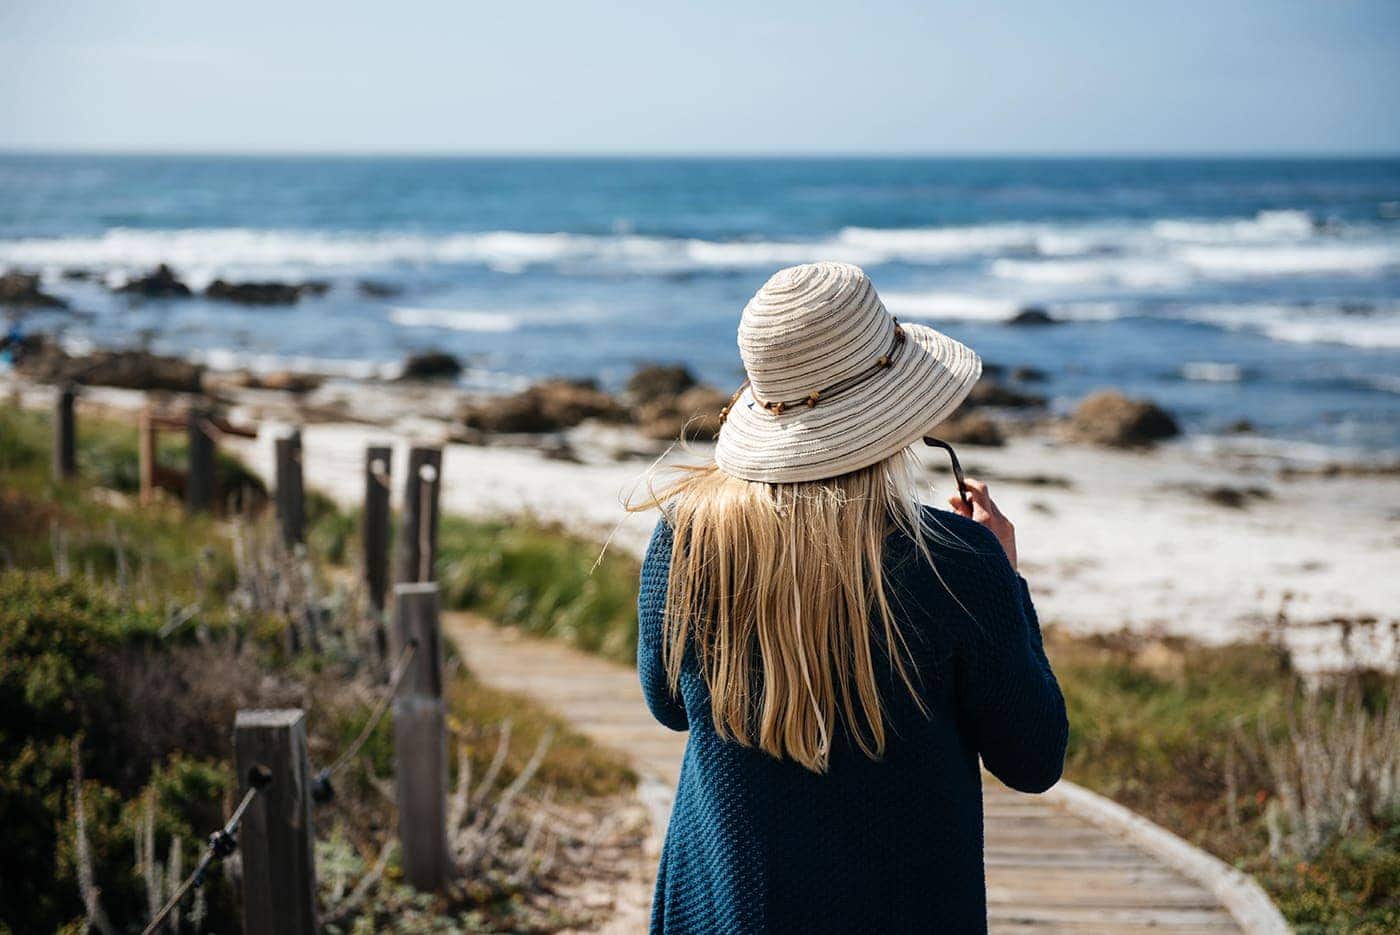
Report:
719,321,907,423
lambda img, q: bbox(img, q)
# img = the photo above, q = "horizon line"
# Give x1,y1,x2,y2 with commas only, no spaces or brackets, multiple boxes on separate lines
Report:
2,146,1399,161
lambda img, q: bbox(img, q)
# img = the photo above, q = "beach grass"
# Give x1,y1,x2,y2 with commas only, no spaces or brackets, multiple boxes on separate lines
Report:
0,407,634,933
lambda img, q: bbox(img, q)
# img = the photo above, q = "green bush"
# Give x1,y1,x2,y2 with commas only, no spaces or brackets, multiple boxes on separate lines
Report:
437,516,641,663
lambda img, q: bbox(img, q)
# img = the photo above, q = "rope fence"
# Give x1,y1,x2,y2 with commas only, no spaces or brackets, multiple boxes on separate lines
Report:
140,765,273,935
46,391,450,933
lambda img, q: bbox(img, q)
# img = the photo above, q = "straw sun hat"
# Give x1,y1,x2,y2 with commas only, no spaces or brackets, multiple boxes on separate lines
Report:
714,261,982,484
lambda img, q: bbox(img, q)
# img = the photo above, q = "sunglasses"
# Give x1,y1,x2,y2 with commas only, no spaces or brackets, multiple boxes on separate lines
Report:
923,437,971,513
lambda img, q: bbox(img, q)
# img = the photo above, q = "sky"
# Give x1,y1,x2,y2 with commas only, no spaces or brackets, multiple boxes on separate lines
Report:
1,0,1397,155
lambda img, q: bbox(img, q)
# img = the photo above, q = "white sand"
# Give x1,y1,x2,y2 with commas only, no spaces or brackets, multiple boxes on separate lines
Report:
10,375,1397,672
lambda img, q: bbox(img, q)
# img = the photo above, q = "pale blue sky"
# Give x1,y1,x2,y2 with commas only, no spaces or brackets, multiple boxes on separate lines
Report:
2,0,1397,154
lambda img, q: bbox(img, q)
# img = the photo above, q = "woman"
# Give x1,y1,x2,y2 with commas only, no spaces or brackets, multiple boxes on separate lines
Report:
635,262,1068,934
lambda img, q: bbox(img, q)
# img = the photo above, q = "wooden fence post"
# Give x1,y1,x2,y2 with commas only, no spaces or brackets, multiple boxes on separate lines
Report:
233,709,318,935
275,429,305,548
53,384,76,481
364,445,392,662
186,407,214,514
391,582,450,891
395,446,441,584
138,404,156,506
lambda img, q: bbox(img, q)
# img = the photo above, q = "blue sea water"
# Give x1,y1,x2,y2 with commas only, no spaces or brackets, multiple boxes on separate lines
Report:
1,154,1398,452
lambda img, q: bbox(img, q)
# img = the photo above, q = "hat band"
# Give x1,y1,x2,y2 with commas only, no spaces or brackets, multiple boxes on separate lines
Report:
720,321,907,421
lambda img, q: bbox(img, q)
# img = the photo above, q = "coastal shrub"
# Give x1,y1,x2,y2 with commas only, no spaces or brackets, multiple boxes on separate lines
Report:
437,515,641,664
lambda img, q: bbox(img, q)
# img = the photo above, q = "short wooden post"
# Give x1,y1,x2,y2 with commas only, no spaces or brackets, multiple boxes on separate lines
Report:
233,709,318,935
364,446,393,662
186,407,215,514
53,384,76,481
395,446,442,584
275,430,305,548
138,404,156,506
391,583,450,891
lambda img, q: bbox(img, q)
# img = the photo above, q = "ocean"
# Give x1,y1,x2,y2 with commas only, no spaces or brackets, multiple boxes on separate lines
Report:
1,154,1398,453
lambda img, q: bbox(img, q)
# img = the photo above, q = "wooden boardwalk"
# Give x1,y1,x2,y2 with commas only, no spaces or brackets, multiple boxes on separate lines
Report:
446,614,1246,933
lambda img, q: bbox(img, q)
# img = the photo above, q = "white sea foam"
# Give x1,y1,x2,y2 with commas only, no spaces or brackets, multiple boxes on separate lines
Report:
1176,243,1400,278
1152,210,1315,244
1178,304,1400,349
0,217,1395,285
880,291,1022,321
389,307,520,333
991,256,1190,288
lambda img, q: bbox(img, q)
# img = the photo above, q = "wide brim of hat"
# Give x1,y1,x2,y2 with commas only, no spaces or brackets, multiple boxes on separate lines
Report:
714,322,982,484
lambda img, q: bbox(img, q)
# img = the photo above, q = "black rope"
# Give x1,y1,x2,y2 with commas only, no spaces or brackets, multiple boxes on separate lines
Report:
311,639,419,804
141,764,273,935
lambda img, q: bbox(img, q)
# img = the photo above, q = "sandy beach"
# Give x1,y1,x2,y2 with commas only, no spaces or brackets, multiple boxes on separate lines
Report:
12,372,1395,675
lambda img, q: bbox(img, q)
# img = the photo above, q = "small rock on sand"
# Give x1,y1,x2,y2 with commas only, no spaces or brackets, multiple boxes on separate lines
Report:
0,271,67,308
1069,390,1180,447
965,378,1046,409
626,363,698,402
461,378,629,433
636,386,728,441
934,413,1005,447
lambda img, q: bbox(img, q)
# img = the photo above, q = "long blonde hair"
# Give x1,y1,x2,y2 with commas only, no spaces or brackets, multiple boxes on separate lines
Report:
631,449,938,773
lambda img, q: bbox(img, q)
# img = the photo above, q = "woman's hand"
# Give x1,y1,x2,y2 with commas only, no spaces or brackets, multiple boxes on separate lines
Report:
947,478,1018,570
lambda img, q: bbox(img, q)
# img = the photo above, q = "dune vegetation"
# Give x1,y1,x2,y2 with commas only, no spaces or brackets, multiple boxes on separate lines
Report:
0,406,634,934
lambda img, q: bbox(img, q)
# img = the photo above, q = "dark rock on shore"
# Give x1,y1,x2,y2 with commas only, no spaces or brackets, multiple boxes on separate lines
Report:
1008,307,1059,326
636,386,728,441
626,363,698,402
357,279,403,298
462,378,629,433
964,377,1046,409
18,343,203,393
205,278,330,305
934,413,1005,447
398,352,463,381
0,271,67,308
1069,390,1180,447
115,264,192,298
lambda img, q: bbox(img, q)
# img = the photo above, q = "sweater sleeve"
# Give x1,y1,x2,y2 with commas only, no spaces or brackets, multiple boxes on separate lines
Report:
953,528,1068,794
637,519,689,732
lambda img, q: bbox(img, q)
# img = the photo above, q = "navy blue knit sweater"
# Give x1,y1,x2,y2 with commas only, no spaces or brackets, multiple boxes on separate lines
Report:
637,507,1068,934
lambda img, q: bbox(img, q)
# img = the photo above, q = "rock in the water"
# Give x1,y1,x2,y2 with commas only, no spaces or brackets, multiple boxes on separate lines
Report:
626,363,699,402
0,271,67,308
115,264,192,298
933,413,1005,447
1008,307,1059,326
462,378,629,433
19,346,203,393
964,377,1046,409
398,352,464,381
636,386,728,441
357,279,403,298
1069,390,1180,447
205,279,328,305
1011,365,1048,383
